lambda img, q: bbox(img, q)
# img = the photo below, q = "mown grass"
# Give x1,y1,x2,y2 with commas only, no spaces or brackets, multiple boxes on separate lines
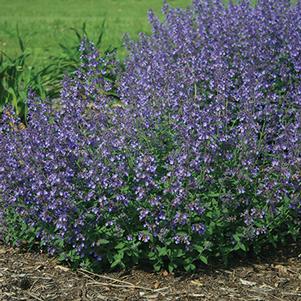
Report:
0,0,191,67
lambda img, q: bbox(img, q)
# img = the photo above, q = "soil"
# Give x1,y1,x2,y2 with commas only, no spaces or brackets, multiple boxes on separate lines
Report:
0,243,301,301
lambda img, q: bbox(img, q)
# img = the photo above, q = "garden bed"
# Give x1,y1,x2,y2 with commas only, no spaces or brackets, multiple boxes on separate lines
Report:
1,2,301,299
1,243,301,301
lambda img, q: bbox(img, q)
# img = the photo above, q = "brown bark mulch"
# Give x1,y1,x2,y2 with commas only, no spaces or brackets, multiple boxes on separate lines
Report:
0,243,301,301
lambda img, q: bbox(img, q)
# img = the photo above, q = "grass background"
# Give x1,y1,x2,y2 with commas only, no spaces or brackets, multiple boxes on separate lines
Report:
0,0,192,66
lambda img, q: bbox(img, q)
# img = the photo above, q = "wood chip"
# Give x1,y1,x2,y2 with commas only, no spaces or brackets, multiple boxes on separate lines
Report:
239,279,257,286
55,265,70,272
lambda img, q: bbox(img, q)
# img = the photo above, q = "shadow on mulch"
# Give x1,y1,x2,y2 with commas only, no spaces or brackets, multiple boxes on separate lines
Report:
0,242,300,301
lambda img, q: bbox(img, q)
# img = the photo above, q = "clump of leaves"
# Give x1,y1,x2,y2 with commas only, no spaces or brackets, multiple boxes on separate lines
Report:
0,29,44,121
0,22,118,121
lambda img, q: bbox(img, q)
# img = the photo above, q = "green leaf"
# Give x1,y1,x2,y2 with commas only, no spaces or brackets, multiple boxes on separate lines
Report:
153,262,162,272
239,242,247,252
208,192,221,198
184,263,196,272
58,253,66,262
115,242,126,250
168,262,177,273
7,87,19,114
174,249,185,258
157,246,168,257
96,238,110,246
148,251,156,260
111,258,123,268
111,251,124,268
233,233,240,242
199,255,208,264
194,245,204,254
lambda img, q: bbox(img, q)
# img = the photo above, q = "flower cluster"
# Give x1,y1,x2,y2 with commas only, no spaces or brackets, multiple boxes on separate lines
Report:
0,1,300,271
120,0,301,241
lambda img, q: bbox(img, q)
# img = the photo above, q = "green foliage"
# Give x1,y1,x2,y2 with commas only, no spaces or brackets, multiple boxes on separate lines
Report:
37,21,113,99
0,22,115,119
0,31,43,120
1,207,39,249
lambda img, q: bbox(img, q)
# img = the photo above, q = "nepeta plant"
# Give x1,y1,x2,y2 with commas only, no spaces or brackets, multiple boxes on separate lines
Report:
0,0,301,272
120,0,301,253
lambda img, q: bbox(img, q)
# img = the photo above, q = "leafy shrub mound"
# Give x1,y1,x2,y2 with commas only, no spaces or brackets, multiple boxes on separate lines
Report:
0,0,301,272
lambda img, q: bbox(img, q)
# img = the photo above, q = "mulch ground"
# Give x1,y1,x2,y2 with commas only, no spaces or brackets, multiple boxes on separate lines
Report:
0,243,301,301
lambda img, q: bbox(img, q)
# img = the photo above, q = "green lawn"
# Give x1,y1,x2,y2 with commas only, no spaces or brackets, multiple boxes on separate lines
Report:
0,0,191,66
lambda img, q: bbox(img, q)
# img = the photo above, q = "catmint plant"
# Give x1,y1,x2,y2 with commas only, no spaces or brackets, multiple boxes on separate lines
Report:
0,0,300,272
